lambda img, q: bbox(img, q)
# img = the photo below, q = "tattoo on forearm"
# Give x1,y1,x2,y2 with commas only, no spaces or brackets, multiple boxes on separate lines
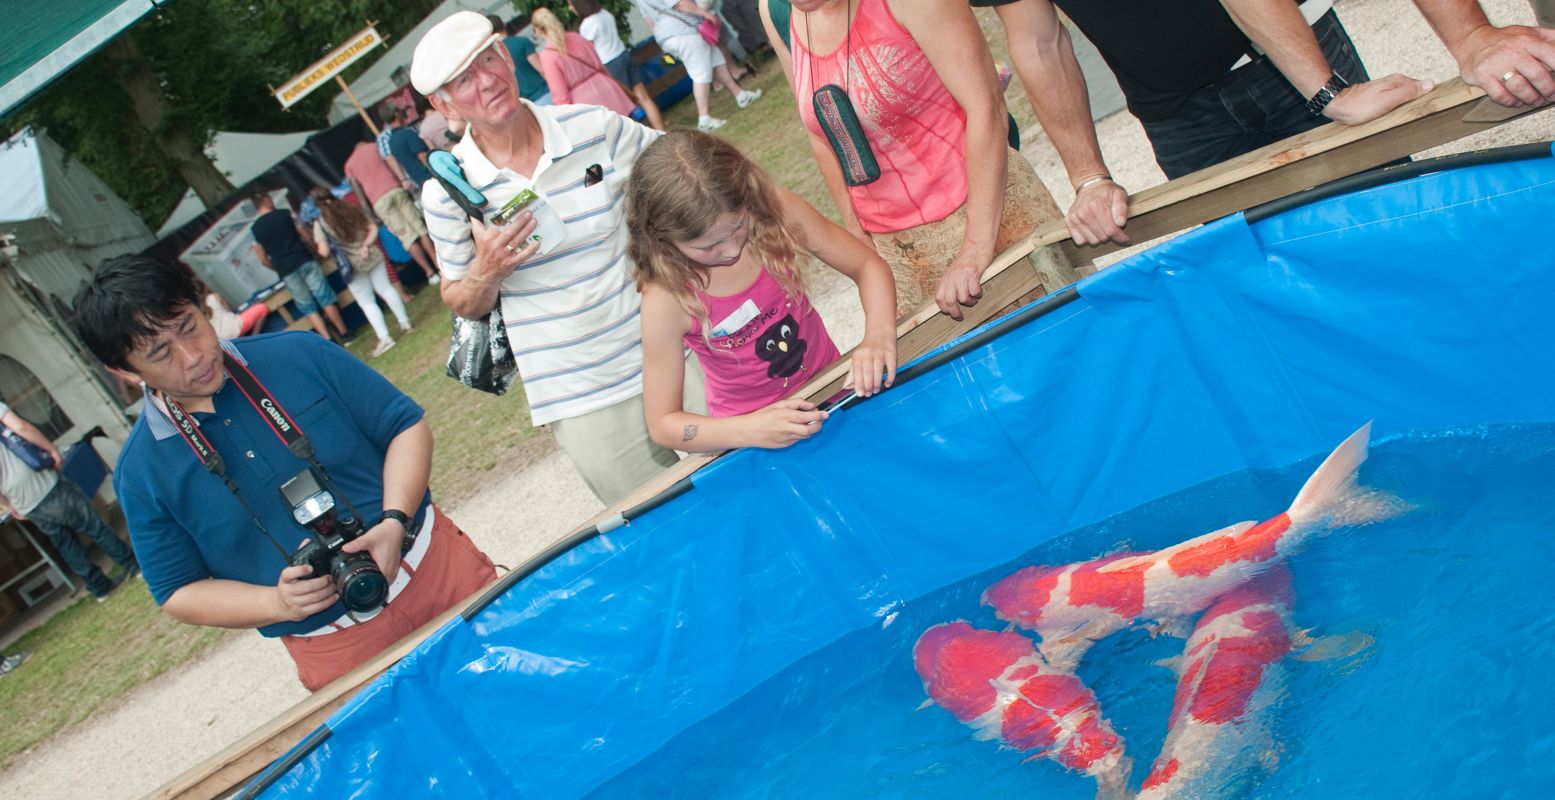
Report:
682,424,699,442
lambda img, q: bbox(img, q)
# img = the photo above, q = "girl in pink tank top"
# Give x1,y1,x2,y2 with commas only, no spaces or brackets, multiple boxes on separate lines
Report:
627,130,899,453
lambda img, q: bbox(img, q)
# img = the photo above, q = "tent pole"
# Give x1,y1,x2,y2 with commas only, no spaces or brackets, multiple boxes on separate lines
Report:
336,76,380,136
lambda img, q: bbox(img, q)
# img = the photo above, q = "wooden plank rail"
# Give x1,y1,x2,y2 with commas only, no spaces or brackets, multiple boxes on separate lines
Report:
151,77,1549,799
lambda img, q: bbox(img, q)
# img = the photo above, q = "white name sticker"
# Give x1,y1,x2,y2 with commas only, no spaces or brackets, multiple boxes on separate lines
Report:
710,299,760,338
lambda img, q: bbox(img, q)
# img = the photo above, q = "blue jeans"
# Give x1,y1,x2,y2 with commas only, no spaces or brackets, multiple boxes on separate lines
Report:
280,260,336,317
28,478,137,596
1139,12,1370,180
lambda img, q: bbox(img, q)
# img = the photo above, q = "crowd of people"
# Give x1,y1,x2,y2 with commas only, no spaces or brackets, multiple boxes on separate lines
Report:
33,0,1552,694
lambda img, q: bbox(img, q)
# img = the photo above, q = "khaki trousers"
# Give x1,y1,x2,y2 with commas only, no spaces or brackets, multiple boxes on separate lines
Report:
551,353,708,506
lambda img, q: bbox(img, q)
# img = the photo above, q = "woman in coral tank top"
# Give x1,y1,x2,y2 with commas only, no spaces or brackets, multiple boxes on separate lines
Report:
762,0,1061,320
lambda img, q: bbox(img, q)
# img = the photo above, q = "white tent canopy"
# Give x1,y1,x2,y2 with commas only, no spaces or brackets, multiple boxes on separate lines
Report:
0,128,155,299
154,128,320,238
0,128,146,455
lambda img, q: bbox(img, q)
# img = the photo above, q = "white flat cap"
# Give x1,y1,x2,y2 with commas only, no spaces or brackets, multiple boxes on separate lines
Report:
411,11,503,95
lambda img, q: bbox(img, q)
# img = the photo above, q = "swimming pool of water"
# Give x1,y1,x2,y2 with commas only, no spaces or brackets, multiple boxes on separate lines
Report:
587,423,1555,799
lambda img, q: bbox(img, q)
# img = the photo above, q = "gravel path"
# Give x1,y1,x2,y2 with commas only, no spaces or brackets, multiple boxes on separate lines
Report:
2,0,1550,795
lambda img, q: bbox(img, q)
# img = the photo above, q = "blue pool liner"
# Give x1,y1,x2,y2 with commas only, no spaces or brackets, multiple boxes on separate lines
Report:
243,143,1555,798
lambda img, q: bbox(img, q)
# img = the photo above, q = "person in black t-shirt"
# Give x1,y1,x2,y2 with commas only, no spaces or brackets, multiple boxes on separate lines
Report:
976,0,1555,246
250,192,347,342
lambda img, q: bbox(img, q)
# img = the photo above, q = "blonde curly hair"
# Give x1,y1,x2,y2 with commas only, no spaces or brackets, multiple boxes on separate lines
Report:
625,129,806,339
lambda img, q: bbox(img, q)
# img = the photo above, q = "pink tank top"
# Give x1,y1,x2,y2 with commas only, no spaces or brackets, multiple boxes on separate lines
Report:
789,0,969,234
684,269,840,417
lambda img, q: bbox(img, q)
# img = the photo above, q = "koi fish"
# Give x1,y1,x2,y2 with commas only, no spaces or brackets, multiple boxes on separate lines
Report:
983,423,1379,670
913,621,1131,799
1138,566,1296,799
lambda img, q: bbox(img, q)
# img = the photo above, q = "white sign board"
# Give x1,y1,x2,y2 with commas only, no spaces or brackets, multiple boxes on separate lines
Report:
273,26,384,109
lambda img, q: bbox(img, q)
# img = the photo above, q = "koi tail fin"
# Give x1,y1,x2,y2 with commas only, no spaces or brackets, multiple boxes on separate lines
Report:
1286,422,1372,526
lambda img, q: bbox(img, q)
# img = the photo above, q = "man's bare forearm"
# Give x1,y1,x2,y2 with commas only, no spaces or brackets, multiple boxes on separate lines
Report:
440,274,501,320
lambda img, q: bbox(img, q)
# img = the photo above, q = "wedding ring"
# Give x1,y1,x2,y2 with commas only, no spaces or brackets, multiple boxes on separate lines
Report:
505,243,517,253
1501,71,1517,83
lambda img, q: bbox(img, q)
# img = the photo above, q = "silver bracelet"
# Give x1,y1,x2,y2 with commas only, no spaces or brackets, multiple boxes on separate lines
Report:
1074,175,1113,194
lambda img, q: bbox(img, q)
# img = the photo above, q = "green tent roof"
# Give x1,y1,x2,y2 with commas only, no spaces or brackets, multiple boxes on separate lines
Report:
0,0,162,118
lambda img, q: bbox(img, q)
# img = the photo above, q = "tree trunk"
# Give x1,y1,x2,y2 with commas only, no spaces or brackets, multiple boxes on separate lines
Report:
102,32,236,207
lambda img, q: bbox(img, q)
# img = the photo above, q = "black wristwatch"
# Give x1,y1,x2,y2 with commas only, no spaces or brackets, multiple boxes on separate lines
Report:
1305,73,1349,116
380,508,415,554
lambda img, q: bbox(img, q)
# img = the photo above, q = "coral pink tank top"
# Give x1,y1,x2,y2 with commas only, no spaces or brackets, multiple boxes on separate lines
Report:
684,270,840,417
789,0,969,234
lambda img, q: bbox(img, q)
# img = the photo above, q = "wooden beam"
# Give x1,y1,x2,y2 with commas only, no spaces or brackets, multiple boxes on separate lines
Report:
156,76,1550,799
1056,77,1552,264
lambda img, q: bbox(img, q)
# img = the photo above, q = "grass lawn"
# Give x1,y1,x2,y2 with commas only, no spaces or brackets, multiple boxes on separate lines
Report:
0,568,229,768
336,286,553,509
0,25,1036,768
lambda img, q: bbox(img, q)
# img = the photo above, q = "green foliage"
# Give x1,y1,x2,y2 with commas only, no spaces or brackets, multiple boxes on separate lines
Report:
2,0,447,228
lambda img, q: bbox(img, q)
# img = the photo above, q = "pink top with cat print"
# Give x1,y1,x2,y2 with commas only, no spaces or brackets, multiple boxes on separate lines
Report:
684,269,840,417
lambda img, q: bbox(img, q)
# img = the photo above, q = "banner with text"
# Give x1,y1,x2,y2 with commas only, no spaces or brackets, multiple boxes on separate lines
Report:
273,26,383,109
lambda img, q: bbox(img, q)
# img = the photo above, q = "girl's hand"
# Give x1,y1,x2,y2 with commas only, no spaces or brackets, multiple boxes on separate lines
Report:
738,398,829,449
356,245,371,261
845,332,897,397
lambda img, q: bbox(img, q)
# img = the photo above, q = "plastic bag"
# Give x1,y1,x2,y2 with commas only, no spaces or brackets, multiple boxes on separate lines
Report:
446,305,519,396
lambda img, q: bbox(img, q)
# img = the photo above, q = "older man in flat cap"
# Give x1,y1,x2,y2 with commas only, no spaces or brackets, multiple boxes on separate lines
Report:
412,12,704,506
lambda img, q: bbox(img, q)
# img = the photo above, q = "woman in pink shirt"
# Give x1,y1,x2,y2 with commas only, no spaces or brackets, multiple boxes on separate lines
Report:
531,8,637,117
628,130,898,452
762,0,1061,320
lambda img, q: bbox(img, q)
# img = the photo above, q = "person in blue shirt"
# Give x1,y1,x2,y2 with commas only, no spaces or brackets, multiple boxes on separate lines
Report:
72,256,498,691
378,104,434,188
500,14,553,104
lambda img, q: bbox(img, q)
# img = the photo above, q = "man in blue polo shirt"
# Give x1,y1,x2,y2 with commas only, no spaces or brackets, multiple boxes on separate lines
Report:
72,256,497,690
379,103,434,189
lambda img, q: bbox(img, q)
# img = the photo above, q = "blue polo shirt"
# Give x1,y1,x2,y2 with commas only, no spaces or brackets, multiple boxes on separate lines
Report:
114,332,429,637
385,126,432,186
503,35,549,101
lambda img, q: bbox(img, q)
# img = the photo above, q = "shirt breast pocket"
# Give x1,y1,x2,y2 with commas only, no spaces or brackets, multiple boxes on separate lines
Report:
553,178,621,241
290,393,363,471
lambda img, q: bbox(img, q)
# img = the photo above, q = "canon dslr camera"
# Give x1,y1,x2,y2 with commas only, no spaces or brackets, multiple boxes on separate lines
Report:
280,467,389,616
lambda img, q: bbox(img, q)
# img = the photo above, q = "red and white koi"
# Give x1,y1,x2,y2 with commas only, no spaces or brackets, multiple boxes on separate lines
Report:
983,423,1379,670
1137,566,1297,799
913,621,1132,799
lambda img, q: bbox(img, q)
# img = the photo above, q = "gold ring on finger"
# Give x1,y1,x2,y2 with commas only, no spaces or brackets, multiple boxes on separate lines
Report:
506,243,517,253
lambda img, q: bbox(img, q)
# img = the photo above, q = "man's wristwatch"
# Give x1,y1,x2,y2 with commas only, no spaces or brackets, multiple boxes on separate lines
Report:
380,509,415,554
1306,73,1350,115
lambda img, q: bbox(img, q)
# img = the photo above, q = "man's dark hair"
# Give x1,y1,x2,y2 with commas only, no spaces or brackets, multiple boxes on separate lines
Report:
572,0,603,18
377,102,400,127
251,190,274,209
506,15,529,35
72,256,203,371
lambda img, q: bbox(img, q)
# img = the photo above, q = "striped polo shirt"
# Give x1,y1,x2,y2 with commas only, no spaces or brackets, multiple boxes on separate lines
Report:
421,102,661,426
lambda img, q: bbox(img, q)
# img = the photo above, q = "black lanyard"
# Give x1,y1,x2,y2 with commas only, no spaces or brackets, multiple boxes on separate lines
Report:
158,351,360,560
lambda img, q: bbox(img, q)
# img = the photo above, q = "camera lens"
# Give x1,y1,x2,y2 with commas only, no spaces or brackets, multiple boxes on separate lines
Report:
333,552,388,613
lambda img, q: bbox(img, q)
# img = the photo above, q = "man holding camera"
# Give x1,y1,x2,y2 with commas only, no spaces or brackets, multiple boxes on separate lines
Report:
73,256,497,691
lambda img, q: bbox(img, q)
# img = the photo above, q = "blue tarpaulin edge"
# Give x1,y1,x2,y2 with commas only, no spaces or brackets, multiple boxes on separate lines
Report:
249,146,1555,798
